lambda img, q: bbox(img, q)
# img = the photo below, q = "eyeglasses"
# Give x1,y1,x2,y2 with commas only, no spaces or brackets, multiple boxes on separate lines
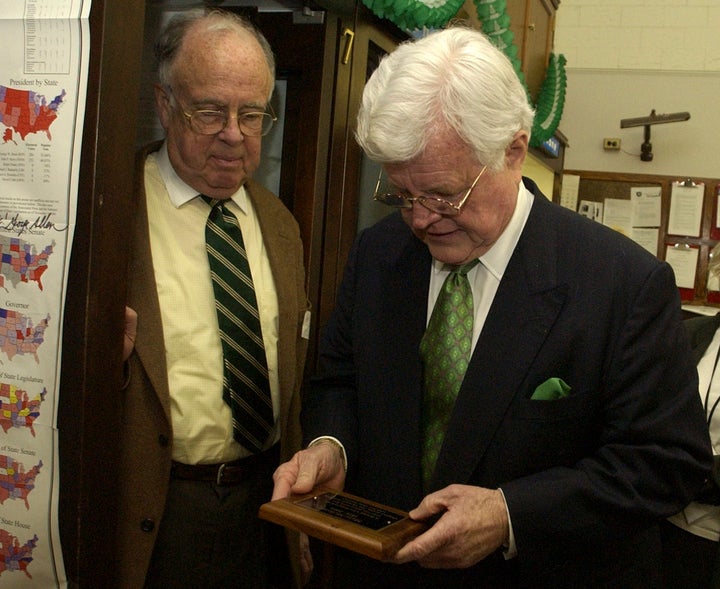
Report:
181,107,276,136
168,88,277,137
372,166,487,216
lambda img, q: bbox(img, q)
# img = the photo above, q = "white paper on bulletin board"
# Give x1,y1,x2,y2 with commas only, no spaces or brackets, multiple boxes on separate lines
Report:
602,198,632,236
665,245,699,289
560,174,580,211
631,186,662,227
668,181,704,237
631,227,659,256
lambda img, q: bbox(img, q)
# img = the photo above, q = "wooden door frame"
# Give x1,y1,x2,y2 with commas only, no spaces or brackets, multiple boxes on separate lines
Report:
58,0,145,584
314,6,407,369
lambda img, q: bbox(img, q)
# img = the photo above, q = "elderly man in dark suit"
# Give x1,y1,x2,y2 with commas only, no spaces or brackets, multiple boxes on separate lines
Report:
272,26,712,589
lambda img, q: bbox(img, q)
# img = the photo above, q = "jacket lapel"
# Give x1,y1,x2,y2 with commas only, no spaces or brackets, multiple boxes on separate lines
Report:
359,224,431,501
393,236,433,474
129,144,172,421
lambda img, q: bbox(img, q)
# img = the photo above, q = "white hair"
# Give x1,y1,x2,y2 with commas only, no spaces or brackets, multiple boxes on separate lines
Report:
355,26,535,171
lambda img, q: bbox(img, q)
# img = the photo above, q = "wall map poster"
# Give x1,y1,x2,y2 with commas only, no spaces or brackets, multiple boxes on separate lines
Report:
0,0,90,586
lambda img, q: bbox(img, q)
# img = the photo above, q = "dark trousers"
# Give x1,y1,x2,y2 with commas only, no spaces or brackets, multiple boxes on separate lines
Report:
144,460,292,589
660,519,720,589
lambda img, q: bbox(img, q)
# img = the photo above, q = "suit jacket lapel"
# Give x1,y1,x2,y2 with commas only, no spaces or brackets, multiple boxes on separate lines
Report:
392,236,433,479
129,143,172,422
431,192,569,490
346,223,431,502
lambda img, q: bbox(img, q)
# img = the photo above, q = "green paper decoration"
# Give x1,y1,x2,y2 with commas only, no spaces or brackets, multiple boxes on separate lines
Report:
362,0,465,31
361,0,567,146
530,52,567,146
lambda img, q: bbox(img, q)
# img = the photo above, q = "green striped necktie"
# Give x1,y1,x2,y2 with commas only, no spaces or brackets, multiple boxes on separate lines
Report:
203,196,273,453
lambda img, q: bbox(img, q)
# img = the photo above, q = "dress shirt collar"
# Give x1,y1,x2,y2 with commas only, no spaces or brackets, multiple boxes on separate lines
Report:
430,180,534,281
155,141,249,211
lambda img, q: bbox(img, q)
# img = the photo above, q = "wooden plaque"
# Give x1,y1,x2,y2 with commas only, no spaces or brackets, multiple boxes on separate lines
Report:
259,488,427,560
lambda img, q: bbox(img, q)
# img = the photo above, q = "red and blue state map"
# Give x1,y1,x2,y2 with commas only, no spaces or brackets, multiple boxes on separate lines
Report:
0,455,42,510
0,309,50,363
0,85,66,142
0,529,37,580
0,237,53,292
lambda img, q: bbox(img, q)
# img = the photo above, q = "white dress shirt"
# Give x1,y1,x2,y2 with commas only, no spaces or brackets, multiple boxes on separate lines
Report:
425,181,533,345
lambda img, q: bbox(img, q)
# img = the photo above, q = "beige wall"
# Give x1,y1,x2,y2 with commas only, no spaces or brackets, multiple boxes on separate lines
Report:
554,0,720,178
523,153,555,197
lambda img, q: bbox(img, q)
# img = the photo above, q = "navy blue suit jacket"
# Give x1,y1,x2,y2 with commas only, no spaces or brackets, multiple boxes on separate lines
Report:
304,179,712,587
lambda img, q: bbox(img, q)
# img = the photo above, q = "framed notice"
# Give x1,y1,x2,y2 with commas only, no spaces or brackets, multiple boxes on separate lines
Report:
260,489,427,560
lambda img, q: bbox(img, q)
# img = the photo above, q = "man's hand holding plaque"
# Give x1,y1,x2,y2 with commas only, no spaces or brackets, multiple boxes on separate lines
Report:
267,438,511,576
271,438,347,503
260,488,428,562
269,440,346,580
265,439,426,563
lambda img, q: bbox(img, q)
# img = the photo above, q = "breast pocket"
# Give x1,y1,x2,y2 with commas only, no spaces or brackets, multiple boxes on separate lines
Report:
500,390,603,474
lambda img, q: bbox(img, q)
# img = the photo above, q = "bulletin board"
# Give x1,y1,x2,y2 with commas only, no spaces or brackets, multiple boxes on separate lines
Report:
558,170,720,307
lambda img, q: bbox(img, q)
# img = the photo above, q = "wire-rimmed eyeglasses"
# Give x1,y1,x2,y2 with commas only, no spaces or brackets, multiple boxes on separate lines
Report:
167,87,277,137
372,166,487,216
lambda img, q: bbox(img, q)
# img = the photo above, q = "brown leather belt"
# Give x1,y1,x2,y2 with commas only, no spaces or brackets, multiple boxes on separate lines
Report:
171,444,279,486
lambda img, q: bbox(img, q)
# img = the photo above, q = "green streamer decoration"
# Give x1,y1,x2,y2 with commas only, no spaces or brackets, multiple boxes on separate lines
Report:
530,52,567,146
473,0,567,146
361,0,567,146
362,0,465,31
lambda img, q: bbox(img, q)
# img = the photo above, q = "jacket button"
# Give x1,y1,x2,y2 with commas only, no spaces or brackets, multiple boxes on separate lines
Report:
140,519,155,533
158,434,169,447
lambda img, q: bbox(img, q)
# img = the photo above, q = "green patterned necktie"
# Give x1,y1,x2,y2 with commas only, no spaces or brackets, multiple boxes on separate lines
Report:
420,259,480,487
203,197,273,454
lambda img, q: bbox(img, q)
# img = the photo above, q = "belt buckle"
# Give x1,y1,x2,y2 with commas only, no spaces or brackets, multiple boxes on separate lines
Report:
216,463,226,485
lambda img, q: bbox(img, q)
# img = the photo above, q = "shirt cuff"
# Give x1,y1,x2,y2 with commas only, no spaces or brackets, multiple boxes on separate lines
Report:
498,487,518,559
308,436,348,472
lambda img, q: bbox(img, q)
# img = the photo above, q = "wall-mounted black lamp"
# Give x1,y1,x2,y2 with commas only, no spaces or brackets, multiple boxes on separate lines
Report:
620,109,691,162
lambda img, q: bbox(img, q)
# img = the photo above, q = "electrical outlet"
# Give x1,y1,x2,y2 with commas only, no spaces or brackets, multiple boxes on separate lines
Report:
603,138,621,150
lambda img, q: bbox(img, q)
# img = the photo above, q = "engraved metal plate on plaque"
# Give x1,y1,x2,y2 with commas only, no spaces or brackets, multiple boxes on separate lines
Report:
297,492,404,530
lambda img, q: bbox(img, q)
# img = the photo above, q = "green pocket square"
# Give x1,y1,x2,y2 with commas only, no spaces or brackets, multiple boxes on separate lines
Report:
531,377,571,401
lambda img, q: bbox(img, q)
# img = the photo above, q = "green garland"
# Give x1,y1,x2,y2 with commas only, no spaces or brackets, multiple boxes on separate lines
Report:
362,0,465,32
472,0,567,146
361,0,567,146
530,52,567,146
474,0,524,84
